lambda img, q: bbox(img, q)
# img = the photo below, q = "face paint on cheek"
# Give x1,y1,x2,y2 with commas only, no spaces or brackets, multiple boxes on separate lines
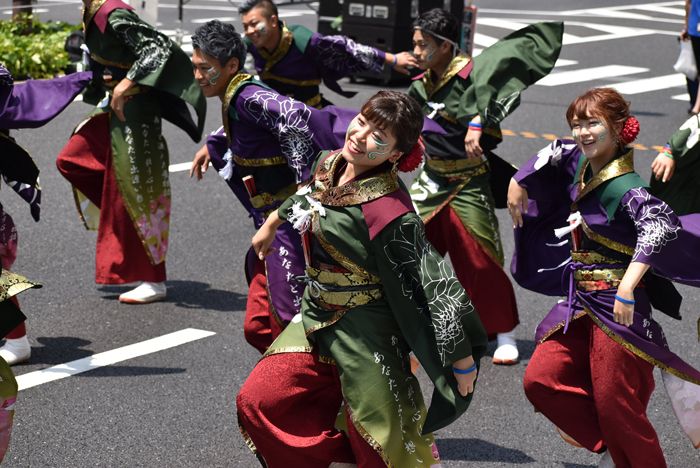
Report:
595,121,608,142
426,44,436,62
346,122,357,137
572,129,578,141
257,22,268,34
205,66,220,86
368,140,390,160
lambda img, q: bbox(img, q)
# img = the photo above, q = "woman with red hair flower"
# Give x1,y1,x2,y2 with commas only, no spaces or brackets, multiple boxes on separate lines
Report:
508,87,700,467
236,90,488,468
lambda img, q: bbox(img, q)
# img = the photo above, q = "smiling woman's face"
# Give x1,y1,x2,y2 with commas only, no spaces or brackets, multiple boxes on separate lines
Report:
570,113,618,162
341,113,402,172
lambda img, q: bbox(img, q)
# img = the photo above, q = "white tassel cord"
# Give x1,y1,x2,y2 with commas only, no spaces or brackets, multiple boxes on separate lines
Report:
426,102,445,119
553,211,582,239
218,149,234,181
287,195,326,234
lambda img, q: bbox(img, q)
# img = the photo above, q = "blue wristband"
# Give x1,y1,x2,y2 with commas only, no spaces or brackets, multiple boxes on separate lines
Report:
452,363,477,374
391,54,397,68
615,293,635,305
468,122,482,128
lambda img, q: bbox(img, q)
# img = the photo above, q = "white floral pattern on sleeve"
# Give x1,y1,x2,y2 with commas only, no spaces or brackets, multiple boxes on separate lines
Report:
383,217,475,365
533,140,577,171
316,36,383,74
243,90,315,183
623,187,680,262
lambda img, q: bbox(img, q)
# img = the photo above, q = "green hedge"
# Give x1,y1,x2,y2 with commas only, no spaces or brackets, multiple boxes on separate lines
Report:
0,16,80,79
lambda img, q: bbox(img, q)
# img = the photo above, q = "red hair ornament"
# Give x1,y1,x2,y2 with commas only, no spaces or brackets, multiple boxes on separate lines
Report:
620,117,640,144
398,138,425,173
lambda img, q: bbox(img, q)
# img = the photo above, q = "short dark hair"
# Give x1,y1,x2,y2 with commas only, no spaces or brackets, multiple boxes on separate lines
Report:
413,8,460,45
238,0,278,18
360,91,423,154
192,20,247,70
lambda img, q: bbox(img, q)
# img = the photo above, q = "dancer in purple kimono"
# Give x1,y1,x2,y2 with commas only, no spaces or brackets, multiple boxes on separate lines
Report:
0,64,92,364
238,0,416,108
189,20,357,353
507,87,700,467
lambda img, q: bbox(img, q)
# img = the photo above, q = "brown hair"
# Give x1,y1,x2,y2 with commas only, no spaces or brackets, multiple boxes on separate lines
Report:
359,90,423,154
566,87,631,136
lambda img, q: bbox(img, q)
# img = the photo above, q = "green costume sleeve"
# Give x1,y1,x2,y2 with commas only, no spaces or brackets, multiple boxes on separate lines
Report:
667,114,700,170
457,21,563,129
373,213,488,434
108,9,172,85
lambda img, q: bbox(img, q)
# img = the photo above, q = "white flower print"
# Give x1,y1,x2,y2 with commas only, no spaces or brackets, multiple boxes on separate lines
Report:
244,90,315,183
623,188,680,262
384,218,475,365
317,36,383,74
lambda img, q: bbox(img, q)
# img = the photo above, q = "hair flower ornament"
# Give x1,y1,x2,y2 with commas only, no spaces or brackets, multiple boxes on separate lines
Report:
398,137,425,173
620,117,640,144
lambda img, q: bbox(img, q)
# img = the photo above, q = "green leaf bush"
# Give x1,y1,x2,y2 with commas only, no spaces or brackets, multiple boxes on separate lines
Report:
0,15,80,79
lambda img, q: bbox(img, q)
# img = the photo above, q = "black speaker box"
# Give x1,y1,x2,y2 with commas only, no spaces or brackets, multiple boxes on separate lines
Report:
342,23,415,84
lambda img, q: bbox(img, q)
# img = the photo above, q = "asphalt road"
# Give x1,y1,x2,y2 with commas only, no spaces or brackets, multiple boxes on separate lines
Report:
3,0,700,467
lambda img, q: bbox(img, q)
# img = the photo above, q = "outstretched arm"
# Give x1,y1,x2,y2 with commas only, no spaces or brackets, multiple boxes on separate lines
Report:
252,210,285,260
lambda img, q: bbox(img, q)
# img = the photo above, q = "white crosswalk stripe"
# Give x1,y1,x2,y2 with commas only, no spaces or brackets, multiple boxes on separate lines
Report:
605,73,687,95
537,66,649,87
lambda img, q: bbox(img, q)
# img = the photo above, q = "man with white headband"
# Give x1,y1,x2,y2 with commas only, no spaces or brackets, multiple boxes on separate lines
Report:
238,0,417,109
407,8,564,365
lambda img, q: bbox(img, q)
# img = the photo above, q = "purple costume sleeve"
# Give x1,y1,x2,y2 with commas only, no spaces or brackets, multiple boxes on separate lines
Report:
205,127,254,213
621,188,700,287
311,34,386,76
514,139,579,201
0,72,93,129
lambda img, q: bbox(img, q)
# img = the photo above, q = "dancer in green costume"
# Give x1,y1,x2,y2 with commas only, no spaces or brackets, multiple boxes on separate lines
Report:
57,0,205,303
651,114,700,215
237,91,487,468
407,9,563,365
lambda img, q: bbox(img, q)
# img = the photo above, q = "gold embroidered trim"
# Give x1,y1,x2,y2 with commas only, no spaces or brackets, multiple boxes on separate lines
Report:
249,182,296,209
309,151,400,206
575,149,635,205
423,178,470,224
262,345,313,358
425,158,489,179
258,71,322,87
573,268,627,282
581,218,635,256
237,414,268,467
311,214,379,282
259,22,294,73
537,311,588,345
305,309,348,336
318,355,337,365
571,251,624,265
263,260,284,328
584,306,700,386
223,72,254,148
82,0,109,31
232,154,286,167
344,400,393,467
423,52,471,99
90,53,133,69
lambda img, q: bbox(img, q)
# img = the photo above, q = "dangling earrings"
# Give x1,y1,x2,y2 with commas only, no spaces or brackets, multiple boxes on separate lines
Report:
613,135,620,148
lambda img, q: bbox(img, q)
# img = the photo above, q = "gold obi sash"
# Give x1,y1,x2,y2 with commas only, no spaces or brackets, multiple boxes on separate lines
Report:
424,157,490,179
304,93,322,109
301,265,383,310
233,154,286,167
250,181,297,218
571,251,639,292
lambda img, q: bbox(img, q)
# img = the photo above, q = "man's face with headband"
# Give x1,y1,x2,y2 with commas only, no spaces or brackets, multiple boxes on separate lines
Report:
241,7,279,52
412,29,454,71
192,48,239,100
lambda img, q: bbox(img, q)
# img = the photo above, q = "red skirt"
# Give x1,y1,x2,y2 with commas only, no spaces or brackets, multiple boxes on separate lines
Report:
56,113,165,285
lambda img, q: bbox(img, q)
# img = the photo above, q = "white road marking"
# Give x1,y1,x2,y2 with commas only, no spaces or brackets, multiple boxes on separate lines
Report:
473,33,498,48
672,93,691,101
16,328,216,391
191,16,237,24
169,161,194,172
555,59,579,68
604,73,687,94
633,4,685,16
537,65,649,87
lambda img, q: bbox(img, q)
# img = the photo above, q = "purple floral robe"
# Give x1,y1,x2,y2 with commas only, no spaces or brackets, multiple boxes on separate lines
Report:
512,139,700,447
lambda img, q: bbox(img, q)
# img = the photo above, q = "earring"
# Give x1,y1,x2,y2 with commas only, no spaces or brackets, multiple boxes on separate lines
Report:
613,135,620,148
